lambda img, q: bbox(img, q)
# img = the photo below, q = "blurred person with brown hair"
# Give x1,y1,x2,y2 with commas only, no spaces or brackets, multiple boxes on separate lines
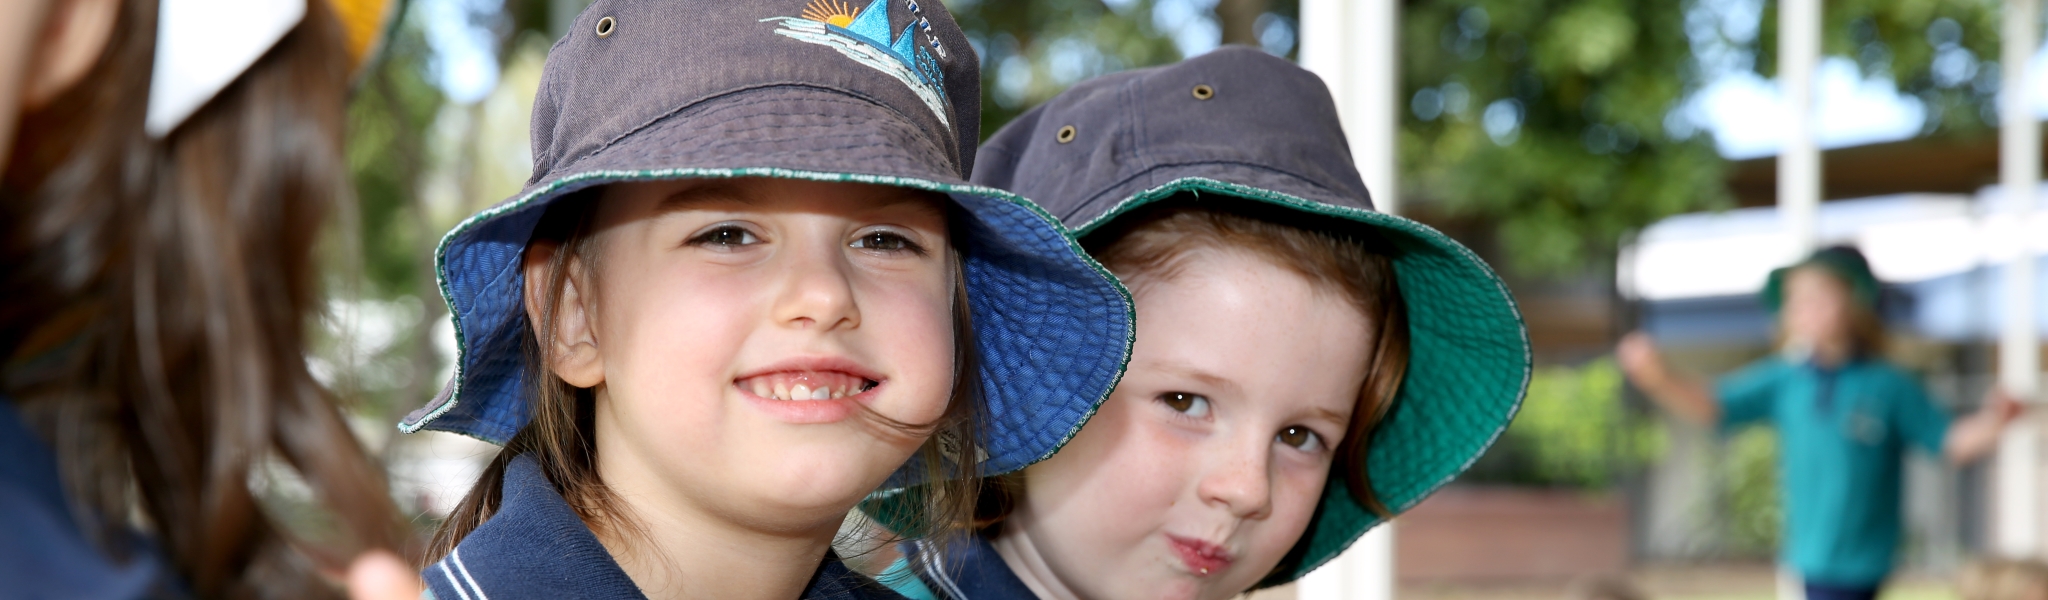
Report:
1960,558,2048,600
0,0,411,597
1619,245,2022,600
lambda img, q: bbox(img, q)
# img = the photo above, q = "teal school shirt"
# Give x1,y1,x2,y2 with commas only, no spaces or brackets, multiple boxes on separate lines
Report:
1716,355,1952,587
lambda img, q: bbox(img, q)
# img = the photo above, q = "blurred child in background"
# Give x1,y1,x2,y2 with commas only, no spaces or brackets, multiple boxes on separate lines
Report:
1620,246,2022,600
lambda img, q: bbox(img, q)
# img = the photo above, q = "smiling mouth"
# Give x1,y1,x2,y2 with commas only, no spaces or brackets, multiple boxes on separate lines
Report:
734,370,880,401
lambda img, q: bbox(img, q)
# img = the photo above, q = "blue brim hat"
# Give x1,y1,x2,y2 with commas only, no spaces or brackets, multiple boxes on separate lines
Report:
398,0,1134,481
972,47,1530,586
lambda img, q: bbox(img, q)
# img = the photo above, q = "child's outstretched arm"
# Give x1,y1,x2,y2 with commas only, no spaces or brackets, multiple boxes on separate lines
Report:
1943,388,2025,465
1616,331,1721,426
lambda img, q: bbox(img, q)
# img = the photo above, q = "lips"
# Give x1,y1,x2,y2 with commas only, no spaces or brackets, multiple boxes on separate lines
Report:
1166,534,1233,576
734,370,878,401
732,357,885,424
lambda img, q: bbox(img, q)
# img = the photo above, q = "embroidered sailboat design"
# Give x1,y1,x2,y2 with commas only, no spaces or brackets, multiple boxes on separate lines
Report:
764,0,951,129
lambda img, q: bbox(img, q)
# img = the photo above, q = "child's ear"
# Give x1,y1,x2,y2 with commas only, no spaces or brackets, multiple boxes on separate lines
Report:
523,240,605,388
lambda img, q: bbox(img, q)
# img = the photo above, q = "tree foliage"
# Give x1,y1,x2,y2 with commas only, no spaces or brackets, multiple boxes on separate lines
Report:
1401,0,1729,275
1402,0,2006,276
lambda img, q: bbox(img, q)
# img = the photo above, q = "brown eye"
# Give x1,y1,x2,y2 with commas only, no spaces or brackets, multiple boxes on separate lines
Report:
688,225,759,248
1157,392,1211,417
1278,426,1322,451
850,230,926,255
855,232,904,250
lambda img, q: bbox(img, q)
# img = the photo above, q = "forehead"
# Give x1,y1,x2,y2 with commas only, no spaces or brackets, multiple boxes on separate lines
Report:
597,177,948,223
1785,266,1849,295
1127,251,1374,409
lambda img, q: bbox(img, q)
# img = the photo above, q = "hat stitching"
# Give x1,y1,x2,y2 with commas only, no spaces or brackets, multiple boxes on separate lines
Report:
1075,160,1349,220
403,167,1134,447
1072,176,1532,585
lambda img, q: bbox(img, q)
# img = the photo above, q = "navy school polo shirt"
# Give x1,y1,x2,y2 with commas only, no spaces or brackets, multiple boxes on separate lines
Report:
0,399,175,599
880,534,1036,600
1716,356,1952,587
425,455,905,600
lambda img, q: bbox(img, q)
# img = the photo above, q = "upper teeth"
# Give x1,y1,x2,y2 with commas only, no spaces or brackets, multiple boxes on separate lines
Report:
741,374,869,401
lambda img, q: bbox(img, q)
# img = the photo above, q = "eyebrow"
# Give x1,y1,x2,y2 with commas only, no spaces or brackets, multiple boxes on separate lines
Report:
1309,406,1350,427
1146,361,1243,396
655,183,752,213
656,184,948,218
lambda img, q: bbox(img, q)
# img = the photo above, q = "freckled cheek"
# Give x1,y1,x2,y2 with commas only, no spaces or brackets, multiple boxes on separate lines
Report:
857,276,954,424
1061,409,1194,536
1253,465,1330,555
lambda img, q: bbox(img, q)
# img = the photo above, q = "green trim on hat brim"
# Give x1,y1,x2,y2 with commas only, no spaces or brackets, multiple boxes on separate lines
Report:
401,167,1136,470
1760,252,1881,313
1074,177,1532,586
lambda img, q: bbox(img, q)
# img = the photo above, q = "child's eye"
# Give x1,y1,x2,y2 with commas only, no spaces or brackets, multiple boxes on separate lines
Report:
687,225,759,248
1157,392,1211,418
1277,426,1325,452
849,230,926,254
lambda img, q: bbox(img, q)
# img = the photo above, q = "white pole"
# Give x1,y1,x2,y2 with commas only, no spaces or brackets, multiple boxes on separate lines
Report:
1298,1,1400,599
1995,0,2042,559
1300,0,1400,216
1779,0,1821,256
1772,3,1820,595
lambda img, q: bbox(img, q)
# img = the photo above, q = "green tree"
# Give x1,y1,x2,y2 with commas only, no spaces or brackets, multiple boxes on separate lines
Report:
1400,0,2004,276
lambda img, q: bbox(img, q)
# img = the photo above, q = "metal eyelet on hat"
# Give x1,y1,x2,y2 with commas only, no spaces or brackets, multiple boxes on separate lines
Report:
1192,84,1215,100
1056,125,1077,144
595,16,616,38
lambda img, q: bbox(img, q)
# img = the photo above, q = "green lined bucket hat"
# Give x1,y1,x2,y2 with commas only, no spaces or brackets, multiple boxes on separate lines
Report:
972,47,1531,586
1762,245,1881,312
398,0,1135,483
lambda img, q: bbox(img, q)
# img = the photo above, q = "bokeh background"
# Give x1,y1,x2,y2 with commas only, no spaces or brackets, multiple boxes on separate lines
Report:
317,1,2047,598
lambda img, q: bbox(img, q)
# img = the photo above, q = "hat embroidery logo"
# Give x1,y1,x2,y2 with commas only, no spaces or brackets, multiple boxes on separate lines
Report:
764,0,951,129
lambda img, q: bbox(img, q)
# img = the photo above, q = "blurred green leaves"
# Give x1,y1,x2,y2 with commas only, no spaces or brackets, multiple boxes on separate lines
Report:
1402,0,1729,276
1465,359,1666,489
1403,0,2005,276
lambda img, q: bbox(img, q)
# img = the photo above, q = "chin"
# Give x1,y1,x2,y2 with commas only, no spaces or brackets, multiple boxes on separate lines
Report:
753,450,900,509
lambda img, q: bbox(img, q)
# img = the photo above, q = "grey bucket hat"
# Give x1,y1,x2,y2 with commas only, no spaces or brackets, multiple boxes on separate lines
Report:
973,47,1531,586
399,0,1135,481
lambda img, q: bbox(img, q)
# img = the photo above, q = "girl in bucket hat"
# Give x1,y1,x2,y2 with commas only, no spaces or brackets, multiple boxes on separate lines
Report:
873,47,1530,600
1620,246,2022,600
399,1,1133,599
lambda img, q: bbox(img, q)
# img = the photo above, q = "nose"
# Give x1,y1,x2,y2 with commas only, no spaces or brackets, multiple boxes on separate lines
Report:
1195,432,1274,520
769,235,861,331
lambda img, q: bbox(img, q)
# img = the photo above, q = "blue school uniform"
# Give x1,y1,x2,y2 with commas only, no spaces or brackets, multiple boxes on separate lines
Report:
425,455,905,600
1716,355,1952,589
0,400,176,600
880,536,1034,600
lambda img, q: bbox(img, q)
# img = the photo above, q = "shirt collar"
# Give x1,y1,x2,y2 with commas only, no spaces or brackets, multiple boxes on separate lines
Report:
430,454,901,600
909,534,1038,600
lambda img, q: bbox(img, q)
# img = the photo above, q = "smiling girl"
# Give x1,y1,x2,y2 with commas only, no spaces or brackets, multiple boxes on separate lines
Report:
395,2,1133,599
873,48,1531,600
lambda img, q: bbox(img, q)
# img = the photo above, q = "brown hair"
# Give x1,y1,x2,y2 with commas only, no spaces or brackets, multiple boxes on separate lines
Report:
0,0,406,597
974,199,1409,532
424,188,989,565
